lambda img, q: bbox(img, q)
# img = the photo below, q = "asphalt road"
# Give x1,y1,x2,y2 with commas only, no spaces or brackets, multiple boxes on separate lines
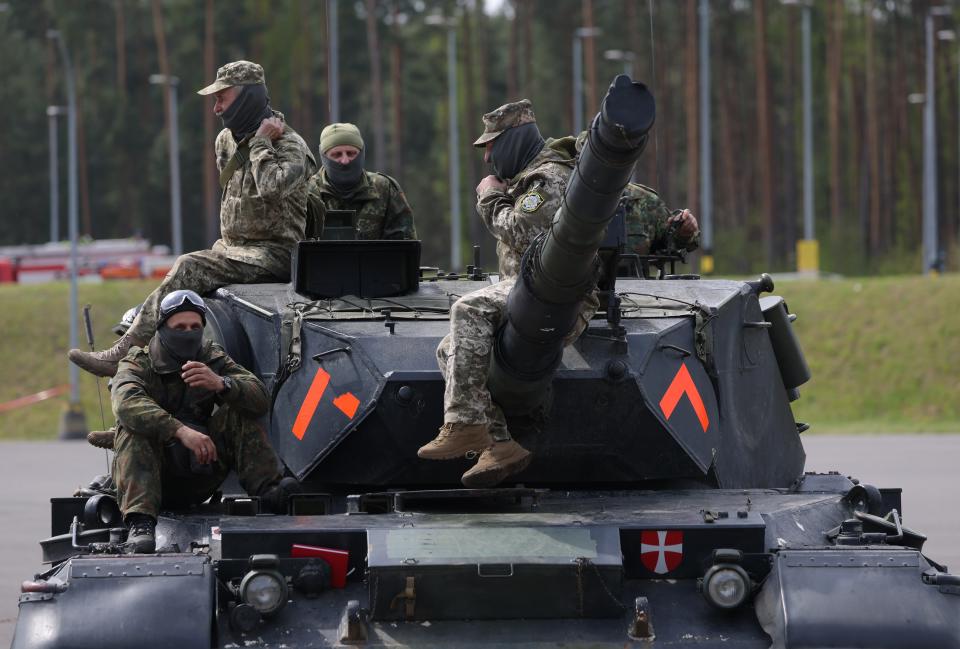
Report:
1,435,958,647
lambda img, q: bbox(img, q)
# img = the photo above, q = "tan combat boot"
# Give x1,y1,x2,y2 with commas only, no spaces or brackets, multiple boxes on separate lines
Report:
86,428,116,450
417,422,493,460
68,332,143,377
460,439,532,488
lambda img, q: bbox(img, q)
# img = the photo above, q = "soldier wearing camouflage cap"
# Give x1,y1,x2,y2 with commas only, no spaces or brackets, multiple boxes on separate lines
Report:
305,122,416,240
69,60,316,378
418,99,582,488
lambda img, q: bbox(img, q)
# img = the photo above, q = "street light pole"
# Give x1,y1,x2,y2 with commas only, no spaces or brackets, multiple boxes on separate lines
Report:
698,0,714,274
150,74,183,256
796,1,820,274
47,105,66,243
572,27,602,133
923,12,939,275
447,26,461,272
328,0,340,122
48,29,86,438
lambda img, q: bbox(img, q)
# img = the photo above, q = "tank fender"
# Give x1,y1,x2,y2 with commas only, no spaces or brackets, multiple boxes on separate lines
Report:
12,554,214,649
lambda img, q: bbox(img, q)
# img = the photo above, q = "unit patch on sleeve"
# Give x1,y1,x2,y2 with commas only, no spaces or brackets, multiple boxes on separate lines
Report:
519,191,545,213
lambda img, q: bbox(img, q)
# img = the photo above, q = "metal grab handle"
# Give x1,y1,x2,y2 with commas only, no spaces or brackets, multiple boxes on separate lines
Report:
477,563,514,578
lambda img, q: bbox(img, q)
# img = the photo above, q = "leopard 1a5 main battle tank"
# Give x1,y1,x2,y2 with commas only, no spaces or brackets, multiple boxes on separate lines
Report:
12,76,960,648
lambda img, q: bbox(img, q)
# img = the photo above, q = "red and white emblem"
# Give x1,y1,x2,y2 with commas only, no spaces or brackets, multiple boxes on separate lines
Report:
640,530,684,574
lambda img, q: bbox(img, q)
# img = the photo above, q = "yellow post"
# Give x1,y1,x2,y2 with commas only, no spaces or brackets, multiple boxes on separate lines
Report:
796,239,819,273
700,253,714,275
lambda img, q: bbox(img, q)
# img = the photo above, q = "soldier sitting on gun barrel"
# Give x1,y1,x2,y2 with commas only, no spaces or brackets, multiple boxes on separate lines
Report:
111,290,299,553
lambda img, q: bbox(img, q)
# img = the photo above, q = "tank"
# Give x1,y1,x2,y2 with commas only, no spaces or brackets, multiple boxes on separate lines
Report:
12,76,960,649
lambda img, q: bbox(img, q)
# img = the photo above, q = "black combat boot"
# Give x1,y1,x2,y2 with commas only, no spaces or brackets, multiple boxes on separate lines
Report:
125,513,157,553
259,477,302,514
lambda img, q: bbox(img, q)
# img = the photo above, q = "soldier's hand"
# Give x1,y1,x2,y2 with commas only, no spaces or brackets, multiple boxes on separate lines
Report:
477,175,506,196
255,117,284,141
175,425,217,465
668,209,699,239
181,361,225,393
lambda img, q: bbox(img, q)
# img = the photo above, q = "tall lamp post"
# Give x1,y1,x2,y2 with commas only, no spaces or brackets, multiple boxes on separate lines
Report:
572,27,602,134
602,49,636,77
47,105,67,243
699,0,714,274
328,0,340,122
923,6,952,275
150,74,183,256
48,28,87,439
426,13,462,272
782,0,817,273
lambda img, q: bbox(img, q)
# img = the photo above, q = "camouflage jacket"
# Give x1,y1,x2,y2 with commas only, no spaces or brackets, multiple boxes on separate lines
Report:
304,169,416,240
111,340,269,443
621,183,700,255
476,138,576,278
213,110,317,277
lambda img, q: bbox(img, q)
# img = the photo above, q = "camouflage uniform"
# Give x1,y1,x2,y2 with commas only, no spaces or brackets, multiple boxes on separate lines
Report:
111,340,282,519
125,62,316,344
571,132,699,255
437,102,578,435
622,183,700,254
305,169,416,240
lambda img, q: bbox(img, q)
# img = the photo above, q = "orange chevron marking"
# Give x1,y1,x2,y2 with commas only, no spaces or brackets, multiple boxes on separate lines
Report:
332,392,360,419
292,368,330,440
659,362,709,432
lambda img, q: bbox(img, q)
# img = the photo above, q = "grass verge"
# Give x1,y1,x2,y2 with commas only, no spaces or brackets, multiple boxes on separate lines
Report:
0,275,957,439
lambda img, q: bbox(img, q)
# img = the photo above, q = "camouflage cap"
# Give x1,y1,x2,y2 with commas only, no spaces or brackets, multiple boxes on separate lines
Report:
197,60,266,96
473,99,536,147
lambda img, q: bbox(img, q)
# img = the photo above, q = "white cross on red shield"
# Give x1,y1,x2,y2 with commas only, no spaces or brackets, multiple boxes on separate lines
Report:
640,530,684,574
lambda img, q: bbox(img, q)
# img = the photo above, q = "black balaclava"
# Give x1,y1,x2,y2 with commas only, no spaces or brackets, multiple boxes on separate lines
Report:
490,122,545,181
220,84,273,141
150,326,204,374
322,148,366,194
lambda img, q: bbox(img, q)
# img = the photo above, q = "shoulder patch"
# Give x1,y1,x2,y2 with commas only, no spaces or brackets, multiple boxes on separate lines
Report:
520,191,545,213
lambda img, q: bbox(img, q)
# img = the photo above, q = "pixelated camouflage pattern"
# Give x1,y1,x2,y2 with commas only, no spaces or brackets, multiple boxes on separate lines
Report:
621,183,700,254
125,250,282,343
473,99,537,146
436,280,514,430
197,60,265,95
476,139,576,278
111,340,281,518
214,110,316,275
437,279,597,432
305,169,416,240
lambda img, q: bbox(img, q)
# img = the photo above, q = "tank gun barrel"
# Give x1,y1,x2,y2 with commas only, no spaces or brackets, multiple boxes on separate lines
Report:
489,75,655,415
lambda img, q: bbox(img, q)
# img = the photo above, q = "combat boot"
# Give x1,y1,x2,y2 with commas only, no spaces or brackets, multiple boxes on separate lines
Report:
259,477,302,514
417,422,493,460
460,439,532,488
124,513,156,554
68,331,143,378
86,427,116,450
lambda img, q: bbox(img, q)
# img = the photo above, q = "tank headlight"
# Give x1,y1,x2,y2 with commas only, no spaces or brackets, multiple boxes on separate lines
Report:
701,564,751,610
239,570,288,615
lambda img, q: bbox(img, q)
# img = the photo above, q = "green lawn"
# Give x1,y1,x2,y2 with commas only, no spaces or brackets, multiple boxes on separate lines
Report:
0,280,158,440
0,275,957,439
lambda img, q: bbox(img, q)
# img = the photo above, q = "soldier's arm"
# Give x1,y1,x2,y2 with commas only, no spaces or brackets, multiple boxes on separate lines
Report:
248,133,312,199
477,171,563,251
305,179,327,239
382,178,417,240
111,355,182,443
217,353,270,417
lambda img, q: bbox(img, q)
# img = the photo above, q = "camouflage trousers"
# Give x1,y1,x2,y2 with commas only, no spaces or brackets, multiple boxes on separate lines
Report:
113,405,283,519
437,280,599,439
127,250,286,343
